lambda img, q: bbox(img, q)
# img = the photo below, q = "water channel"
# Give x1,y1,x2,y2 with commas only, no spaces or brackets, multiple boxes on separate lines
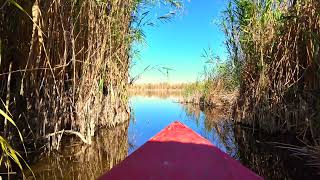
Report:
27,96,319,180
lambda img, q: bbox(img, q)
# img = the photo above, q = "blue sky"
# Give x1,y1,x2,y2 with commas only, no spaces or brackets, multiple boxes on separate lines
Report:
130,0,228,84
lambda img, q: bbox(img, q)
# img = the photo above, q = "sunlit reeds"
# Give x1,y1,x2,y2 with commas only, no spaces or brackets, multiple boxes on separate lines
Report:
0,109,34,178
220,0,320,168
223,0,320,141
0,0,182,148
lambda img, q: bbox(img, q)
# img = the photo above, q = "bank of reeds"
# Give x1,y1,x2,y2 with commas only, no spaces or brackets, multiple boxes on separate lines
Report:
224,0,320,141
0,0,181,154
130,83,187,91
221,0,320,168
181,48,239,109
182,79,237,112
129,83,186,98
0,0,140,148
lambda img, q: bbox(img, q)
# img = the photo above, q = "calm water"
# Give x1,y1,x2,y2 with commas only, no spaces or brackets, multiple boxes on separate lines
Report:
26,96,319,180
128,96,232,154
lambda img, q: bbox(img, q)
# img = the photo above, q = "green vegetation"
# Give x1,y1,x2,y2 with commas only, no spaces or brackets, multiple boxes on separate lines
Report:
201,49,240,92
130,83,187,91
0,109,23,174
0,0,182,176
182,52,239,107
0,0,181,140
180,0,320,169
2,0,319,176
223,0,320,141
185,0,320,149
0,109,34,178
183,82,206,99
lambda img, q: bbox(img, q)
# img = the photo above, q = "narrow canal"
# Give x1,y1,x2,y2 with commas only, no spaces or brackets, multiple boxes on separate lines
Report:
27,96,319,180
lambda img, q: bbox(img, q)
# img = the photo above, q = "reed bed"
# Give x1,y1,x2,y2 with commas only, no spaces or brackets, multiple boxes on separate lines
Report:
25,121,129,179
0,0,182,176
0,0,181,147
130,83,188,91
219,0,320,170
182,80,237,110
0,0,137,147
222,0,320,143
129,83,186,99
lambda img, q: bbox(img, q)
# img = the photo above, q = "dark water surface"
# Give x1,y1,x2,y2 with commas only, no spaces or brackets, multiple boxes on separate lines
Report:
27,96,319,180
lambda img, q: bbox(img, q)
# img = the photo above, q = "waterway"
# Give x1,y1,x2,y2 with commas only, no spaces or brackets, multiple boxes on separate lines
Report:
26,96,319,180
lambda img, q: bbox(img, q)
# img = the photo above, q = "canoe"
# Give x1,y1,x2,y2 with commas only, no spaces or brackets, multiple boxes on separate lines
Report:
99,121,262,180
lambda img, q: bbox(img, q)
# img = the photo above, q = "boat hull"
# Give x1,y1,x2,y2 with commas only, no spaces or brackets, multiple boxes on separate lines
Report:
99,121,262,180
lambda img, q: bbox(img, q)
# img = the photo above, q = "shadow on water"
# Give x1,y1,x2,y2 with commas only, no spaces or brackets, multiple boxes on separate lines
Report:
21,96,320,180
26,121,129,180
101,140,261,180
181,104,236,156
182,103,319,180
233,126,320,180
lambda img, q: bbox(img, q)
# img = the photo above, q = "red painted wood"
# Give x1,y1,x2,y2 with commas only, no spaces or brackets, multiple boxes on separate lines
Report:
99,121,263,180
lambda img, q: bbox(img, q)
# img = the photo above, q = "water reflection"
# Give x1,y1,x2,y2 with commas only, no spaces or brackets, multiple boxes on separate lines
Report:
127,96,230,154
129,90,183,99
182,103,319,180
182,103,201,125
27,121,129,180
233,126,319,180
27,96,319,180
181,103,236,155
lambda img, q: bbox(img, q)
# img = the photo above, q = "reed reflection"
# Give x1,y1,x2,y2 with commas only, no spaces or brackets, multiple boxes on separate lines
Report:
27,121,129,180
181,103,319,180
233,126,319,180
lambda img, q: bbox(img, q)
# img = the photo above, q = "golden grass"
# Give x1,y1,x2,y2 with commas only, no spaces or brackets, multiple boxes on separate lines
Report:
223,0,320,141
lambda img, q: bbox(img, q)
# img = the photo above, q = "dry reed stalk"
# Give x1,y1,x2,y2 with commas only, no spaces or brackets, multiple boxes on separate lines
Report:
0,0,182,149
25,121,129,179
0,0,137,146
225,0,320,143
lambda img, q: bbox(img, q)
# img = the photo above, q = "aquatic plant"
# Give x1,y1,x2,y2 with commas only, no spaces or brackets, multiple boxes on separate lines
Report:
222,0,320,142
0,0,182,150
0,109,34,178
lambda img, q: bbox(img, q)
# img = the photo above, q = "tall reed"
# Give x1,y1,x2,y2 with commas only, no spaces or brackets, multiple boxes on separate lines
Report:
223,0,320,143
0,0,181,147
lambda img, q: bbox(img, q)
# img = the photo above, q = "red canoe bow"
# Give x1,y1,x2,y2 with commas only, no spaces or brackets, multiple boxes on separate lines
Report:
99,121,262,180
